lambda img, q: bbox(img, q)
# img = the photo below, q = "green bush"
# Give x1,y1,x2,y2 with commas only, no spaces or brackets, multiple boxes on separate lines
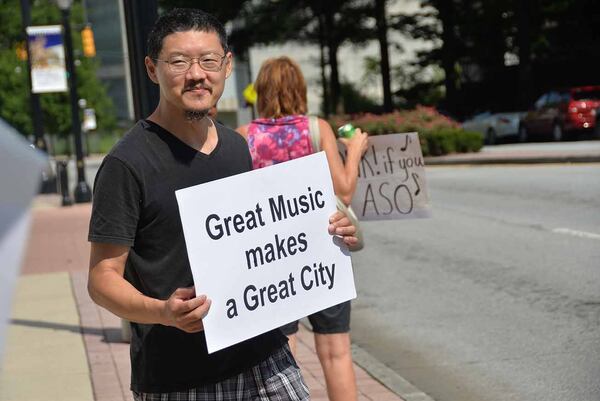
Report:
423,129,456,156
48,130,122,156
457,130,484,153
328,106,484,156
88,131,122,155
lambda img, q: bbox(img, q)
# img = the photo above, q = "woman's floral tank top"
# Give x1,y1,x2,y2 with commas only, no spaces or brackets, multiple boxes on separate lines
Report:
247,115,314,169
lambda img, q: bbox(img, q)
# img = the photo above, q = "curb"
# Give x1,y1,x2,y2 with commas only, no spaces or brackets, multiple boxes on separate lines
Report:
425,154,600,166
351,343,436,401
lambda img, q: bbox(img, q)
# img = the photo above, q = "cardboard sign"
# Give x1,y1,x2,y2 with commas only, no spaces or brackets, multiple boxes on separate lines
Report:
176,152,356,353
340,132,431,220
0,119,47,363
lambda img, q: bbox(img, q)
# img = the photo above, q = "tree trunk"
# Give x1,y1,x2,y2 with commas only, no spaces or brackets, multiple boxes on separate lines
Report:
324,7,343,114
436,0,459,115
318,13,330,117
517,0,533,109
375,0,393,112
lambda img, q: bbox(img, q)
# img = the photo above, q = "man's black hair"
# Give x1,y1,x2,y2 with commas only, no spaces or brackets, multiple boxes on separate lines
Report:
147,8,229,60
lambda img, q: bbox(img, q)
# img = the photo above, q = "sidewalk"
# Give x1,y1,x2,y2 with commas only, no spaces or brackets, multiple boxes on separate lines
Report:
425,140,600,165
0,202,407,401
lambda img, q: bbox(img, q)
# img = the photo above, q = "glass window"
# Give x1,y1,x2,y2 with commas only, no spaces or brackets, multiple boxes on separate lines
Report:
572,89,600,101
534,94,547,109
560,92,571,103
547,91,561,105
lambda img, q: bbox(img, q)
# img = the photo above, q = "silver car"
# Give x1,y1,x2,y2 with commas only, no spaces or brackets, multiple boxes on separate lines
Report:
462,111,526,144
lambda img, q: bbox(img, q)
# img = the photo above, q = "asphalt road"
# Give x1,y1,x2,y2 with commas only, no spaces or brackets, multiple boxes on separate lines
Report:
350,164,600,401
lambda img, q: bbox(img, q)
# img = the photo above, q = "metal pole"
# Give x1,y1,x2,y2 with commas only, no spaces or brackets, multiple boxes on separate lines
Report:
122,0,159,120
61,7,91,203
19,0,48,153
56,160,73,206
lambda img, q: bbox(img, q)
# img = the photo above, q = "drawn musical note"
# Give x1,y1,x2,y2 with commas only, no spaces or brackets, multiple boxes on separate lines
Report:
412,172,421,196
400,135,410,151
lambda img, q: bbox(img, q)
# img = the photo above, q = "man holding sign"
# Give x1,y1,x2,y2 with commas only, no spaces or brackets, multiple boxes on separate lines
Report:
87,8,358,401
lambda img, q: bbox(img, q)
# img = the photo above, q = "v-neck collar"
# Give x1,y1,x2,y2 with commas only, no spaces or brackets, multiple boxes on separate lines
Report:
144,119,222,159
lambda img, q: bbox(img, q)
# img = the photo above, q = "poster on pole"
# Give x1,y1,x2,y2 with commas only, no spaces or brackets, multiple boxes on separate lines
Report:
82,108,97,131
0,119,47,363
340,132,431,220
176,152,356,353
26,25,68,93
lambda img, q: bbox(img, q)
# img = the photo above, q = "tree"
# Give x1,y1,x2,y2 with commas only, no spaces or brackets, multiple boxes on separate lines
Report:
159,0,250,32
0,0,115,143
229,0,373,115
391,0,600,116
530,0,600,88
165,0,393,115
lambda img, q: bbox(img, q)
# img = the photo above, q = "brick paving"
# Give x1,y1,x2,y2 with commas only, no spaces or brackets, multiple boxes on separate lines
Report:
17,198,403,401
22,199,91,275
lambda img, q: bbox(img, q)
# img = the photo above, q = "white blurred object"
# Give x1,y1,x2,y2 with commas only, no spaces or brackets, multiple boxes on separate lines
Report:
82,108,97,131
0,118,47,363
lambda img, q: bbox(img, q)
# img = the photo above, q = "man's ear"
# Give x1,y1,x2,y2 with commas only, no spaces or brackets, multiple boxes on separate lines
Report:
224,52,233,79
145,56,159,84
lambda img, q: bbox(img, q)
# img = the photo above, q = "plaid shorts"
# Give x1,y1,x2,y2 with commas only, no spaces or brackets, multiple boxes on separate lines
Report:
132,344,309,401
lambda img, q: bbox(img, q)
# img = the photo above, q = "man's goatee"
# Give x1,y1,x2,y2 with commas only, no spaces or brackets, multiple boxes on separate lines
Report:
185,110,209,121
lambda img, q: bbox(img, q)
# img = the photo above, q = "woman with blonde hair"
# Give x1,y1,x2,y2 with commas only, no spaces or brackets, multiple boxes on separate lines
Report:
237,56,368,401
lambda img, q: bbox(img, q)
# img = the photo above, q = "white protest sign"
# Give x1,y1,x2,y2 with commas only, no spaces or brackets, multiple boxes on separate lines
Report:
340,132,431,220
0,119,47,363
176,152,355,353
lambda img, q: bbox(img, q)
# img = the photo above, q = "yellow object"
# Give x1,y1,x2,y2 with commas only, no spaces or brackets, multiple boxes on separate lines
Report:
81,26,96,57
243,83,257,105
16,42,28,61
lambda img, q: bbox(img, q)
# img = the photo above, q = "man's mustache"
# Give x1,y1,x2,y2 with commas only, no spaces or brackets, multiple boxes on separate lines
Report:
183,82,212,93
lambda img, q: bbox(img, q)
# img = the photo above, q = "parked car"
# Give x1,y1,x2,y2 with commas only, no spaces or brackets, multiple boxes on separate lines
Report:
461,111,525,144
519,86,600,141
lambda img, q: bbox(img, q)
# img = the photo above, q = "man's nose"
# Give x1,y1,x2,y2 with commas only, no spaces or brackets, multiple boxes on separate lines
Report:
186,61,207,80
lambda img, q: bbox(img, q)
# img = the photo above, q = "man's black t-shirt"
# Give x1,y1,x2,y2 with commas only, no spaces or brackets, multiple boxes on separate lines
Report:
88,120,286,393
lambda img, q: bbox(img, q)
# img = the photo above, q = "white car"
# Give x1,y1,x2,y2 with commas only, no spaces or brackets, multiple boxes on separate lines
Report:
461,111,526,144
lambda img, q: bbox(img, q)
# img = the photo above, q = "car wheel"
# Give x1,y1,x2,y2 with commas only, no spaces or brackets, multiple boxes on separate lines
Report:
518,125,528,142
486,128,496,145
552,123,563,141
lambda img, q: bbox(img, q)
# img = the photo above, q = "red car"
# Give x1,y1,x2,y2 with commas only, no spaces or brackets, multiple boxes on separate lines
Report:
519,85,600,141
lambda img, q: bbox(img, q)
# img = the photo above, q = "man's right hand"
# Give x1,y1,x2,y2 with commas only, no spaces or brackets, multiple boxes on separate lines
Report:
162,287,211,333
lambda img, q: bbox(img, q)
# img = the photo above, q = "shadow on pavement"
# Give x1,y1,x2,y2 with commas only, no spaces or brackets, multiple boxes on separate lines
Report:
10,318,125,343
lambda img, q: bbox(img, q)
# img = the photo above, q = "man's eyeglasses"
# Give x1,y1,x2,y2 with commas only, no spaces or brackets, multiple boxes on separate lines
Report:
154,53,227,74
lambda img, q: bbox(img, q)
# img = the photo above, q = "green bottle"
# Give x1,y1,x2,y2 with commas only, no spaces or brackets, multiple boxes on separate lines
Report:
337,123,356,138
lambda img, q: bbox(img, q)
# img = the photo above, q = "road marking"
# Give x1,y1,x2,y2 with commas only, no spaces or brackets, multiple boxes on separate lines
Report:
552,228,600,240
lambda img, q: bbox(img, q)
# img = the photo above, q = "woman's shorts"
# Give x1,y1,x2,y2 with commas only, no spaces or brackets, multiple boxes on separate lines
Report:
279,300,351,335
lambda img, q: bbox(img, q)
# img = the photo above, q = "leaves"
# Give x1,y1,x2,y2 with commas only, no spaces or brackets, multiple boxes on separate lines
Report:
0,0,116,140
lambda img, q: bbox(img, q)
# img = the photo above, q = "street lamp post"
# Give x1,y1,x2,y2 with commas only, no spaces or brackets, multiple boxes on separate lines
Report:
20,0,48,154
57,0,91,203
20,0,58,194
